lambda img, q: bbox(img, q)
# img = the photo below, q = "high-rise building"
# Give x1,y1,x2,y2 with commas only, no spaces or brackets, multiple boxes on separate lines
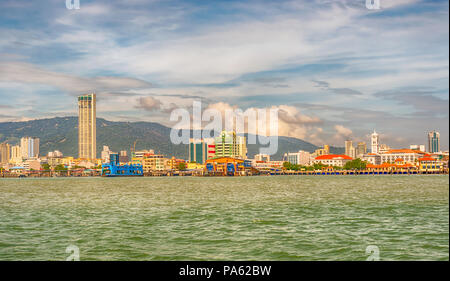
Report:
10,145,21,164
101,146,112,163
20,137,39,158
428,131,440,153
345,140,356,158
214,131,247,159
189,139,211,164
78,93,96,160
356,142,367,157
371,130,379,154
0,143,11,164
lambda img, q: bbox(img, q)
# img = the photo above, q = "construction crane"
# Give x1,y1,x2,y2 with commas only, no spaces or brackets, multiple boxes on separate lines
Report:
131,140,137,158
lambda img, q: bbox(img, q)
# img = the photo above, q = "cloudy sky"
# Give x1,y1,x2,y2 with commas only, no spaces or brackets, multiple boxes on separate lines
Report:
0,0,448,149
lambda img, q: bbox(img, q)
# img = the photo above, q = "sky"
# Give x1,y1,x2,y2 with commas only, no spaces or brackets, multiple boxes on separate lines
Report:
0,0,448,149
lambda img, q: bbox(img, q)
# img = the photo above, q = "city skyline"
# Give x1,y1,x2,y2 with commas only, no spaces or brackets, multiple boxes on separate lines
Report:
0,0,448,150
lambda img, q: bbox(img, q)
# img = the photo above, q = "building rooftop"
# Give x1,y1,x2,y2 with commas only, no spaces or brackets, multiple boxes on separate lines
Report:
315,154,353,160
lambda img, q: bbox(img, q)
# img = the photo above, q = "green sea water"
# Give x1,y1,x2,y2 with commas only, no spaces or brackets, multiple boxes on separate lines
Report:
0,175,448,261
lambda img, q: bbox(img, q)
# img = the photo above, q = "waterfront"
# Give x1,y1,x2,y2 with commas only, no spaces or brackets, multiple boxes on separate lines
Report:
0,175,448,261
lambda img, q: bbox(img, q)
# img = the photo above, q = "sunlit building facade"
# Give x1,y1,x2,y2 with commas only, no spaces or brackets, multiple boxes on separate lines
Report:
78,93,96,160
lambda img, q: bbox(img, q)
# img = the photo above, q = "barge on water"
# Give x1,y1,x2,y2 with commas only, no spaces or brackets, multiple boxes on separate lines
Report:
101,153,143,177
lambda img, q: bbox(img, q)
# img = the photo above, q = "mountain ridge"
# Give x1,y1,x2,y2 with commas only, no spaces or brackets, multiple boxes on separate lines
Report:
0,116,344,160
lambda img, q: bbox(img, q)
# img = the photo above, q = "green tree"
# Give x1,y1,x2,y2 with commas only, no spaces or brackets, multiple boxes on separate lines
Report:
344,158,367,170
177,162,187,171
54,164,68,171
41,163,51,171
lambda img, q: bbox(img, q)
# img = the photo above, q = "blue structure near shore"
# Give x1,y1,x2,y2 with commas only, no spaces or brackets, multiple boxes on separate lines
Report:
101,153,143,177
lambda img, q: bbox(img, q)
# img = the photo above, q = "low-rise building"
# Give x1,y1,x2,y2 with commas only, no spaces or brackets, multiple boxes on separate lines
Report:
380,149,426,164
314,154,353,167
418,156,444,173
362,153,381,165
283,150,311,166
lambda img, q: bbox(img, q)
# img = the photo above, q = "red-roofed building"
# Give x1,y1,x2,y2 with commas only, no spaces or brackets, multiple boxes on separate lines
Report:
380,149,426,164
418,156,443,173
314,154,353,167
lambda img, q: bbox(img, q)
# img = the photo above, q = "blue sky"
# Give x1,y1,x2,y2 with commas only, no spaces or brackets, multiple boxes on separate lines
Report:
0,0,448,149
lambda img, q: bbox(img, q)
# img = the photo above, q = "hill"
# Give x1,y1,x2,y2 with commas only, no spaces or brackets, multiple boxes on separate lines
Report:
0,117,344,160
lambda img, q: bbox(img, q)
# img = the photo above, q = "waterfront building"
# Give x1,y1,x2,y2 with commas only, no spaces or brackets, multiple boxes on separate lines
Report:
371,130,379,154
418,156,443,173
410,144,426,152
284,150,311,166
142,153,166,172
345,140,357,159
166,157,186,170
189,138,213,164
314,154,353,167
187,162,205,170
362,153,381,165
78,93,96,160
428,131,440,153
0,143,11,164
214,131,247,159
48,156,75,168
20,137,40,158
356,142,367,157
380,149,426,164
23,159,41,171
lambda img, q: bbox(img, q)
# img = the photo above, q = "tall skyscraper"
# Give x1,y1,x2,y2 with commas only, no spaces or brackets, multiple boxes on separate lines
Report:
214,131,247,159
10,145,21,164
428,131,440,153
20,137,39,158
189,139,208,164
78,93,96,160
345,140,355,158
0,143,11,164
356,142,367,156
371,130,379,154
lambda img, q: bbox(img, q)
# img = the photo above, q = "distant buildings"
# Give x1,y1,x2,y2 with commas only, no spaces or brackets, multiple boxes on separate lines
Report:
356,142,367,157
101,146,113,163
428,131,440,153
78,93,96,160
0,143,11,164
119,150,129,163
345,140,356,159
410,144,425,152
189,138,214,164
47,150,63,158
314,145,330,156
20,137,39,158
371,130,379,154
214,131,247,159
284,150,311,166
